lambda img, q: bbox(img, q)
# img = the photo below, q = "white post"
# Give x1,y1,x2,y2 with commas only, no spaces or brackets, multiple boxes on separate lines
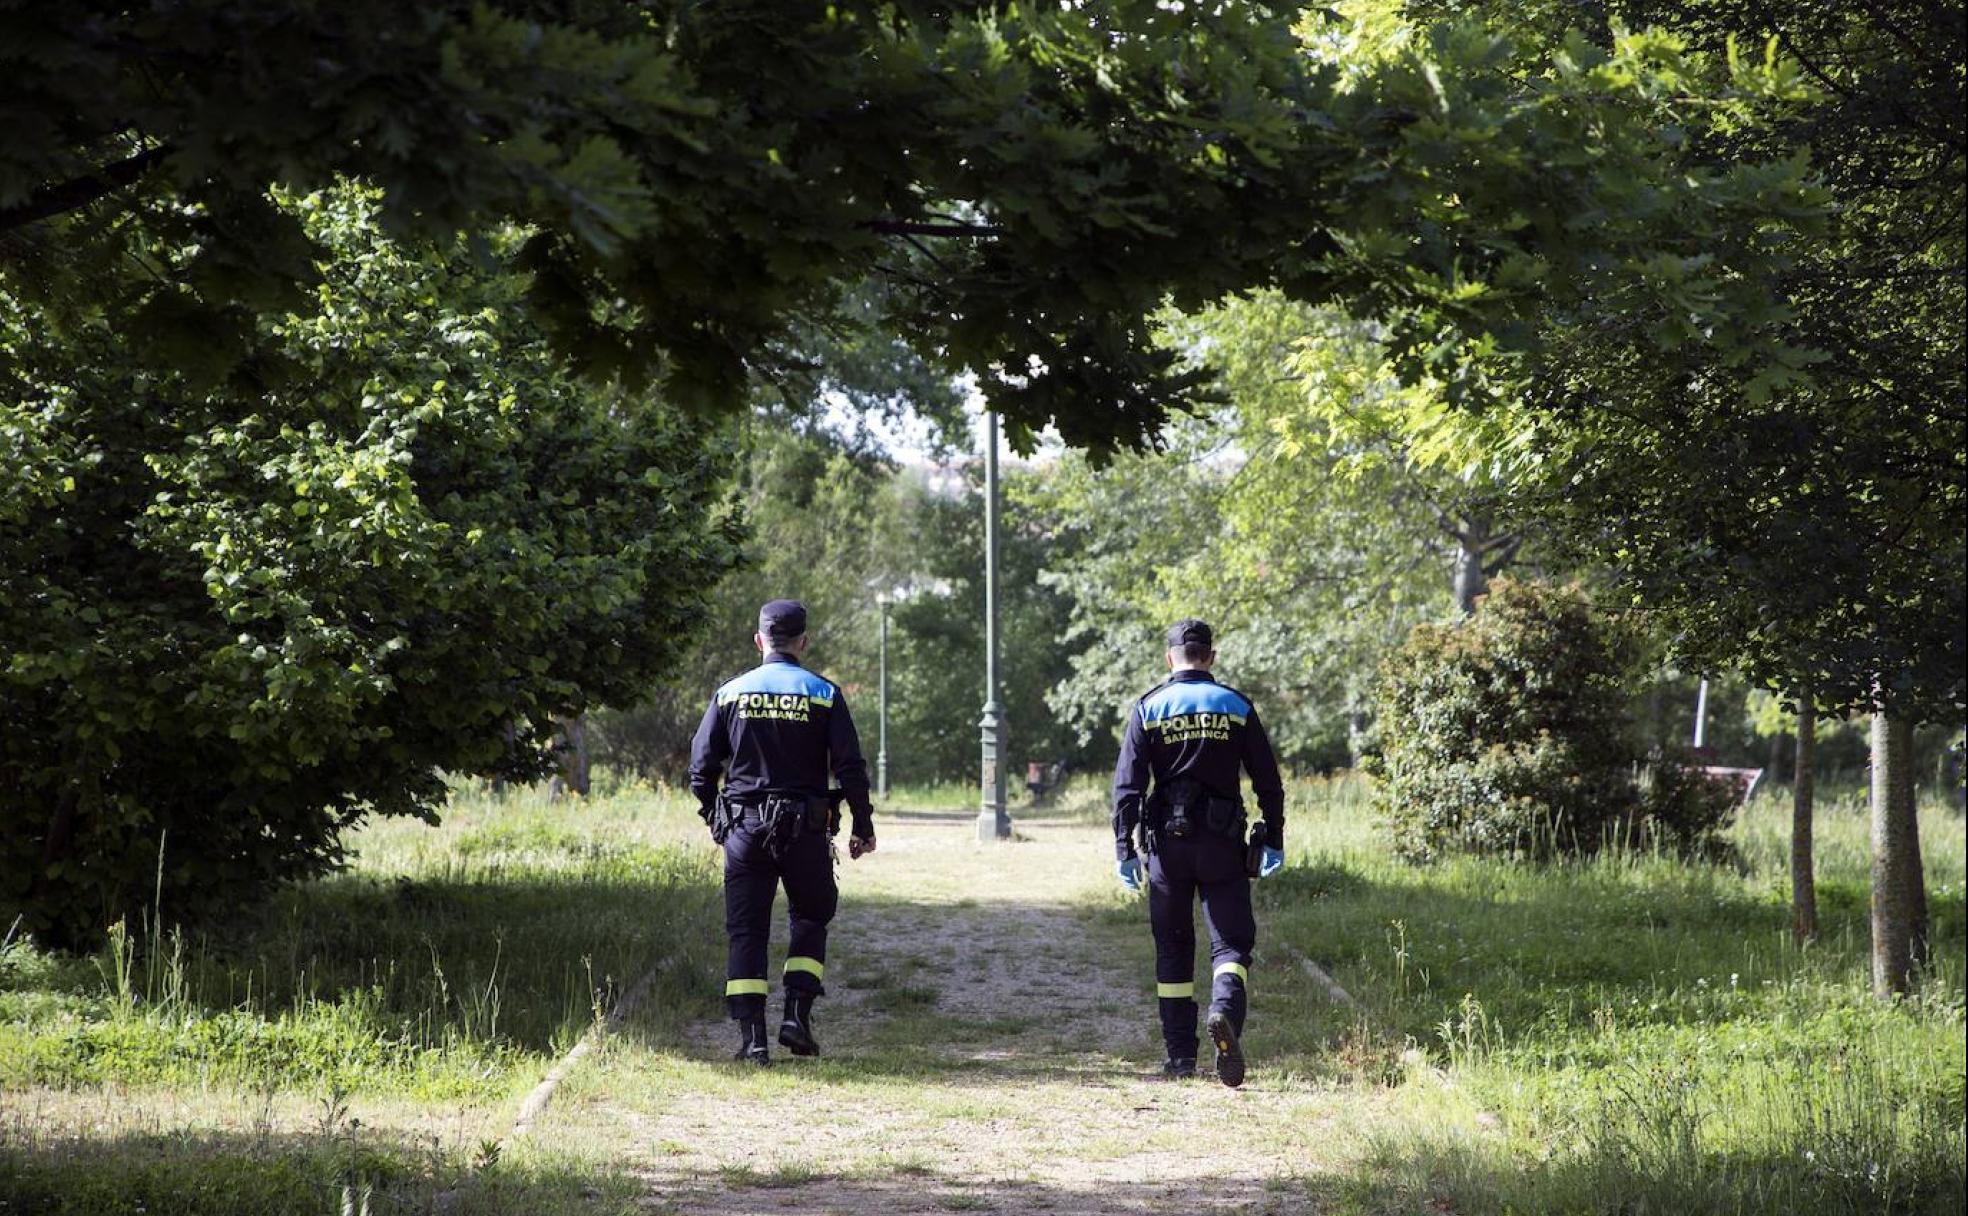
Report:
876,593,890,799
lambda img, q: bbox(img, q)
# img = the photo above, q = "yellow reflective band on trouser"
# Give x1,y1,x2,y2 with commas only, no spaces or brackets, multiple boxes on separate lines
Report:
1157,981,1195,998
725,978,770,996
1215,962,1249,984
784,957,825,979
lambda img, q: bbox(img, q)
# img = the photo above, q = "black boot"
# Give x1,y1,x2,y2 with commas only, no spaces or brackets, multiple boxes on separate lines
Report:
733,1012,770,1065
1160,1057,1196,1079
778,992,820,1057
1207,1010,1245,1089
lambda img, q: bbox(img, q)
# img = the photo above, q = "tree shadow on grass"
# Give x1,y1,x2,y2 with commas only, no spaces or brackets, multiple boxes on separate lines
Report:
1300,1129,1967,1216
0,1125,640,1216
632,1160,1321,1216
646,1154,1962,1216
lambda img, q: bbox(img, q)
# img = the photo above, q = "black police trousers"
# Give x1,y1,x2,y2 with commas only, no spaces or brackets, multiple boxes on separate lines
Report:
1145,832,1255,1059
723,820,836,1019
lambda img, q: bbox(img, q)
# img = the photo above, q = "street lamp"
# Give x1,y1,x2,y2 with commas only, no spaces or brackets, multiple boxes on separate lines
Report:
977,410,1011,842
875,590,891,799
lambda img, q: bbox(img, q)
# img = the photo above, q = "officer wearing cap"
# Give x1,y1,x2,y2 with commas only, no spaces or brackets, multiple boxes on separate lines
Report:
689,600,876,1065
1112,619,1286,1086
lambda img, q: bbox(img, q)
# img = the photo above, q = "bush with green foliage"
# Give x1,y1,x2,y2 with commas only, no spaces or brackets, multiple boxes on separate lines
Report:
1370,578,1736,861
0,190,742,947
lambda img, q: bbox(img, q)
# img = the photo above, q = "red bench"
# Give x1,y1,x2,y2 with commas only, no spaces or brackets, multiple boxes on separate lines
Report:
1700,766,1765,805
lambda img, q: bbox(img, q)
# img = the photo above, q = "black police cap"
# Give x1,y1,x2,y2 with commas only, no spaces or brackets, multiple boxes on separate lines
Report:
1166,618,1213,650
759,599,808,641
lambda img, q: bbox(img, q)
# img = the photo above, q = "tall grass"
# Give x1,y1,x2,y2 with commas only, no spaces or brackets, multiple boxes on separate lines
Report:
1261,774,1967,1214
0,780,721,1099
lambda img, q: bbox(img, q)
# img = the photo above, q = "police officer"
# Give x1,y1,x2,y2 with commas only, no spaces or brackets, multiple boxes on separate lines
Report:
689,600,876,1065
1112,619,1285,1087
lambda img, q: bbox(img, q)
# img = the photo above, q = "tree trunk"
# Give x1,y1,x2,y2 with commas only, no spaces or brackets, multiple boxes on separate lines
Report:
1791,701,1817,943
1452,516,1490,616
1347,706,1369,769
553,712,590,799
1870,710,1921,997
1901,752,1930,968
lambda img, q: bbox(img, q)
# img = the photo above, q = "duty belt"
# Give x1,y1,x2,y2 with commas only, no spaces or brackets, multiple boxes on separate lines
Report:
1139,778,1244,854
714,790,848,856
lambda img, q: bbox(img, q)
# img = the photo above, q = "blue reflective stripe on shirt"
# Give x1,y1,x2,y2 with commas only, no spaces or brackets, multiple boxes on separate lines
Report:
716,664,838,707
1137,682,1251,727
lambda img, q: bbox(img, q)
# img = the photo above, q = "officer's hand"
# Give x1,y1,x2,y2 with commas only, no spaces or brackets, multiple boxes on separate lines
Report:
1259,847,1285,879
848,836,876,859
1115,856,1144,893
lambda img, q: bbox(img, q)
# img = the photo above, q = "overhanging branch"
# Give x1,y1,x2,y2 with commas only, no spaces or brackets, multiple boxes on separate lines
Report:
0,143,176,232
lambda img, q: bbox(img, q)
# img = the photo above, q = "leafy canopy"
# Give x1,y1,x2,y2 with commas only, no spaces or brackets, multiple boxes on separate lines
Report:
3,1,1822,452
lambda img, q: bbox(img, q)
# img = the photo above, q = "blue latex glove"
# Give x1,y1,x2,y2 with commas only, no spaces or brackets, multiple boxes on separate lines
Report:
1259,847,1286,878
1115,856,1144,892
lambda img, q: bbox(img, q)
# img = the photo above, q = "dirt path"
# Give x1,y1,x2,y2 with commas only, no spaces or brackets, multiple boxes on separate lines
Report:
538,808,1362,1215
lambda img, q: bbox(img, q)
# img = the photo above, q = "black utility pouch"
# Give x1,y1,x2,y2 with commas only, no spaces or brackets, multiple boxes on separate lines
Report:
804,797,830,834
1162,780,1201,839
1203,795,1243,839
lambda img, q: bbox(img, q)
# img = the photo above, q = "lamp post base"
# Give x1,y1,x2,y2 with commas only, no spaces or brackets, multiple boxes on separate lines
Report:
975,807,1011,842
978,699,1010,842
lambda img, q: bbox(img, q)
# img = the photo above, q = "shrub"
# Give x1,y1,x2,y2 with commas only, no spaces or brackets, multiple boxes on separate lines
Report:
0,191,743,947
1639,742,1746,862
1369,578,1735,861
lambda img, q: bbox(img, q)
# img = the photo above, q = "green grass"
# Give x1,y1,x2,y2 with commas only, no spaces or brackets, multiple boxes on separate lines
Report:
1242,774,1967,1215
0,779,722,1214
4,770,1962,1215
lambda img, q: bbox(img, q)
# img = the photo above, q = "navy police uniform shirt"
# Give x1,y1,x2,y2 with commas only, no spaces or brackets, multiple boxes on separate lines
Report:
689,653,874,837
1112,669,1286,861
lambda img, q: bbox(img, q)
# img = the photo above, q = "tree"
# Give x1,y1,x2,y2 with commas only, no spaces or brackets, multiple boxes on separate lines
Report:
1870,712,1925,995
590,425,911,779
1173,292,1540,616
3,1,1822,450
1383,0,1964,996
0,188,743,945
1025,432,1436,770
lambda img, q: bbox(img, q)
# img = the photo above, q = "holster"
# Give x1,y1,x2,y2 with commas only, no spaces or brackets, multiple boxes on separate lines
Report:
708,794,740,845
1245,821,1268,878
758,795,810,861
